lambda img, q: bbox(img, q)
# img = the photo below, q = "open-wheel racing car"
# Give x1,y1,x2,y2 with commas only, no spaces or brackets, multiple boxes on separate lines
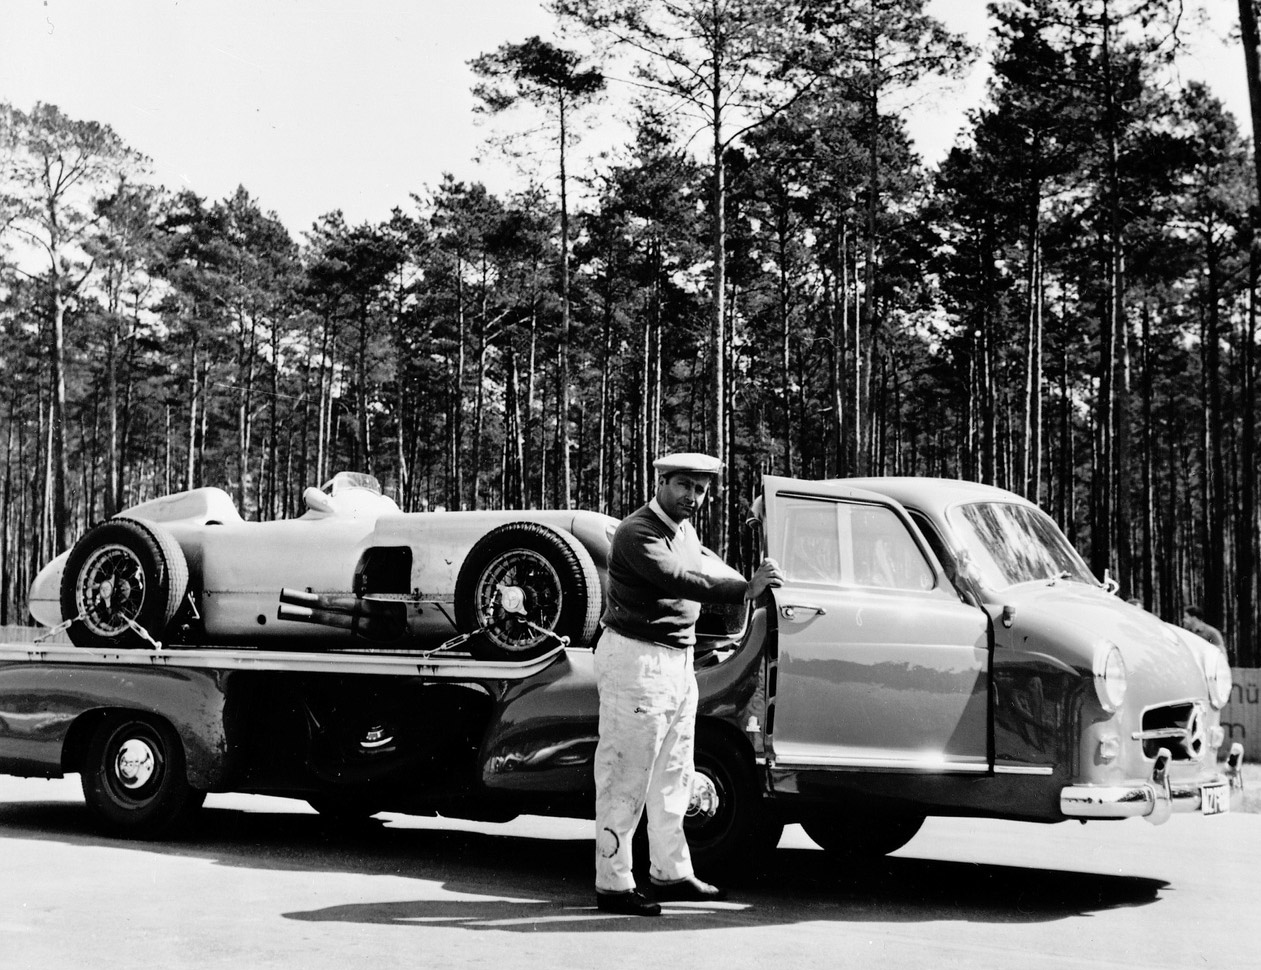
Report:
28,472,617,661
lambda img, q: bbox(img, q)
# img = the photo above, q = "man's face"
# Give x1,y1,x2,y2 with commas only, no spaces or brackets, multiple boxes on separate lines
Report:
656,472,713,523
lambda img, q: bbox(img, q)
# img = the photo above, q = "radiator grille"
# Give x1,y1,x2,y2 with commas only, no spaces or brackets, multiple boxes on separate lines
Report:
1136,703,1206,762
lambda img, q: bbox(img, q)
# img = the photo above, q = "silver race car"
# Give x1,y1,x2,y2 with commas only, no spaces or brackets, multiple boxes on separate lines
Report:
29,472,617,660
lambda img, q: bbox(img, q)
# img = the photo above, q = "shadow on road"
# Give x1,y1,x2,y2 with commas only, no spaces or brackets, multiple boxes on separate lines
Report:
0,798,1167,931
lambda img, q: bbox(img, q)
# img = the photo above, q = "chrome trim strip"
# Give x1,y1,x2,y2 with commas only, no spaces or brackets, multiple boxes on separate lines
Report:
1132,727,1189,741
994,764,1054,775
0,642,563,680
772,756,989,773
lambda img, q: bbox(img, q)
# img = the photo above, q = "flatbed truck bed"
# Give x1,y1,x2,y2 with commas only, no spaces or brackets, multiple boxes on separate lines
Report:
0,641,566,680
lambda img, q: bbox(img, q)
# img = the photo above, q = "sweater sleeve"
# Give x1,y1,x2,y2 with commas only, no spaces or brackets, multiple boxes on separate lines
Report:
618,516,747,605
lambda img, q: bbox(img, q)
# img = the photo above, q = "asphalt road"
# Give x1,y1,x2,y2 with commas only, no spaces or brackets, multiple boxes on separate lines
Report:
1,775,1255,970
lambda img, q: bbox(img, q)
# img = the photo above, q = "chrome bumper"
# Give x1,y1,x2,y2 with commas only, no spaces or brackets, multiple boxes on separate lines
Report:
1060,744,1245,825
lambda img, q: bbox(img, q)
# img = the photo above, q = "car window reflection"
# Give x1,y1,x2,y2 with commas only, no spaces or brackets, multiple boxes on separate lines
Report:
776,498,934,591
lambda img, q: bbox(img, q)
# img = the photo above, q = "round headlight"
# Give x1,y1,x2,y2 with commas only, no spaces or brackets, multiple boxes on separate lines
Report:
1093,643,1127,713
1204,649,1232,710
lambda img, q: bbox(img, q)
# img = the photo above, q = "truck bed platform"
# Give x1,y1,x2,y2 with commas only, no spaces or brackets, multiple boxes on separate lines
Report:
0,641,566,679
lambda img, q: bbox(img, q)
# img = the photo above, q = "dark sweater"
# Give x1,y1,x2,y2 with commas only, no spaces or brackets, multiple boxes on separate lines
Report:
601,503,748,648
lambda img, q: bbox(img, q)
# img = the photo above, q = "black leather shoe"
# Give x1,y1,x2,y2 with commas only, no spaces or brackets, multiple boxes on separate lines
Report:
596,889,662,916
651,877,728,902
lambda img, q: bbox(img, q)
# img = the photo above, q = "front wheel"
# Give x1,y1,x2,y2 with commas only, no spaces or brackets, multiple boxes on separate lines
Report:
60,517,188,649
80,713,205,838
685,738,783,878
800,810,925,862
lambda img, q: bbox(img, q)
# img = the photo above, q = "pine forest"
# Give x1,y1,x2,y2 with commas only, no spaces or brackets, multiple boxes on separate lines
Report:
2,1,1260,665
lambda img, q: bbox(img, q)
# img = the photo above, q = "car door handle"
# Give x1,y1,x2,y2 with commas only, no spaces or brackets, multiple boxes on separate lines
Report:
780,604,827,621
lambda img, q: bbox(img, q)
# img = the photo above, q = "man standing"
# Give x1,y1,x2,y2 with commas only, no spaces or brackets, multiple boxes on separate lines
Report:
593,453,783,916
1182,604,1230,664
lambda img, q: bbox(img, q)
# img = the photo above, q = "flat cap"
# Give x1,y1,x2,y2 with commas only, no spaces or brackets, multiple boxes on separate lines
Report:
653,452,723,478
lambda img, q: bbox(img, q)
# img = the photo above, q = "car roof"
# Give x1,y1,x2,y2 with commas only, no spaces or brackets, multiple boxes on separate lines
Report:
830,477,1036,519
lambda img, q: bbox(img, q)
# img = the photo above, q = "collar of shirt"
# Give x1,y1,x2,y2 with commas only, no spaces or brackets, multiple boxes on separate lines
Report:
648,497,684,536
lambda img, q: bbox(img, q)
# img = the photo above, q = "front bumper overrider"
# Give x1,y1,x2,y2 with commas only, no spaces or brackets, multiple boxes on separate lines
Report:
1059,743,1245,825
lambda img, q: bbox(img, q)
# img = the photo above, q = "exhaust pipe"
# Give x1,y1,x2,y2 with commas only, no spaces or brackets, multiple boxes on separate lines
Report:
277,589,407,641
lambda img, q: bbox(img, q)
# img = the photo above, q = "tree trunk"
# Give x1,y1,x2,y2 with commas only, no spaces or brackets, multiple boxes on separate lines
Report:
1022,188,1043,500
50,286,71,553
777,211,793,476
597,274,614,514
1204,228,1227,634
472,256,490,510
1,400,13,626
105,322,120,519
186,336,200,491
558,93,574,509
710,18,729,553
1140,302,1156,609
1236,0,1261,663
1239,249,1258,665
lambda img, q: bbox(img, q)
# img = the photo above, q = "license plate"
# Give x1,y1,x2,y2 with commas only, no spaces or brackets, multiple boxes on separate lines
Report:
1201,783,1230,815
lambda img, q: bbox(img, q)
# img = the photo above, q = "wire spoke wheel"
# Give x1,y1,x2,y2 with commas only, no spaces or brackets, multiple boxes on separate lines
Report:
76,544,148,637
474,549,564,653
60,518,188,650
455,522,602,661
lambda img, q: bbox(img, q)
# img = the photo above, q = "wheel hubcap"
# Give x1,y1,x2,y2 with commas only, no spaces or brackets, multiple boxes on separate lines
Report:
77,544,147,636
475,551,563,652
687,772,720,818
114,738,157,789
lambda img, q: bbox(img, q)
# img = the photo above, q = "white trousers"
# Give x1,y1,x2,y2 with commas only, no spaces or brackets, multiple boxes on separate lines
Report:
593,628,697,892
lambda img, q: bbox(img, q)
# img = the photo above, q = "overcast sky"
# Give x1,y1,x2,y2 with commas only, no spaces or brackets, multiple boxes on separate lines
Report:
0,1,1248,236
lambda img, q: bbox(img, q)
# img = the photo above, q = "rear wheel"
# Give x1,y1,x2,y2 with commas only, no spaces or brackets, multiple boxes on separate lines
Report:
81,713,204,838
800,810,925,862
455,522,602,661
60,518,188,650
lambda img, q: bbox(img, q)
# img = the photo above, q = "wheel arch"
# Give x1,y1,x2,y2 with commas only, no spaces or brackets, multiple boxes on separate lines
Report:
61,702,224,791
695,713,761,772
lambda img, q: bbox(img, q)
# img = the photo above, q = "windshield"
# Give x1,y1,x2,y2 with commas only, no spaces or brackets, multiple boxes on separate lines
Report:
322,471,383,496
947,501,1096,590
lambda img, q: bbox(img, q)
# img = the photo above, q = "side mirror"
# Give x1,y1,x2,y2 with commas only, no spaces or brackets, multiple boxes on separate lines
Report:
304,486,335,514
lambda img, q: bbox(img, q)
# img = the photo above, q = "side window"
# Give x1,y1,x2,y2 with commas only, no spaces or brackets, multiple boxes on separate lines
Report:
778,500,843,585
850,504,935,591
774,498,936,591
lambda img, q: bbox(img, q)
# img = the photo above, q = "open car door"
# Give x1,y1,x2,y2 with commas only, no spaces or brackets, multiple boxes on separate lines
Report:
761,476,991,773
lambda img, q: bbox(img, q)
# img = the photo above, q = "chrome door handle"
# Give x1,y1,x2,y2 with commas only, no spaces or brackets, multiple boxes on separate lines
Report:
780,604,827,621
